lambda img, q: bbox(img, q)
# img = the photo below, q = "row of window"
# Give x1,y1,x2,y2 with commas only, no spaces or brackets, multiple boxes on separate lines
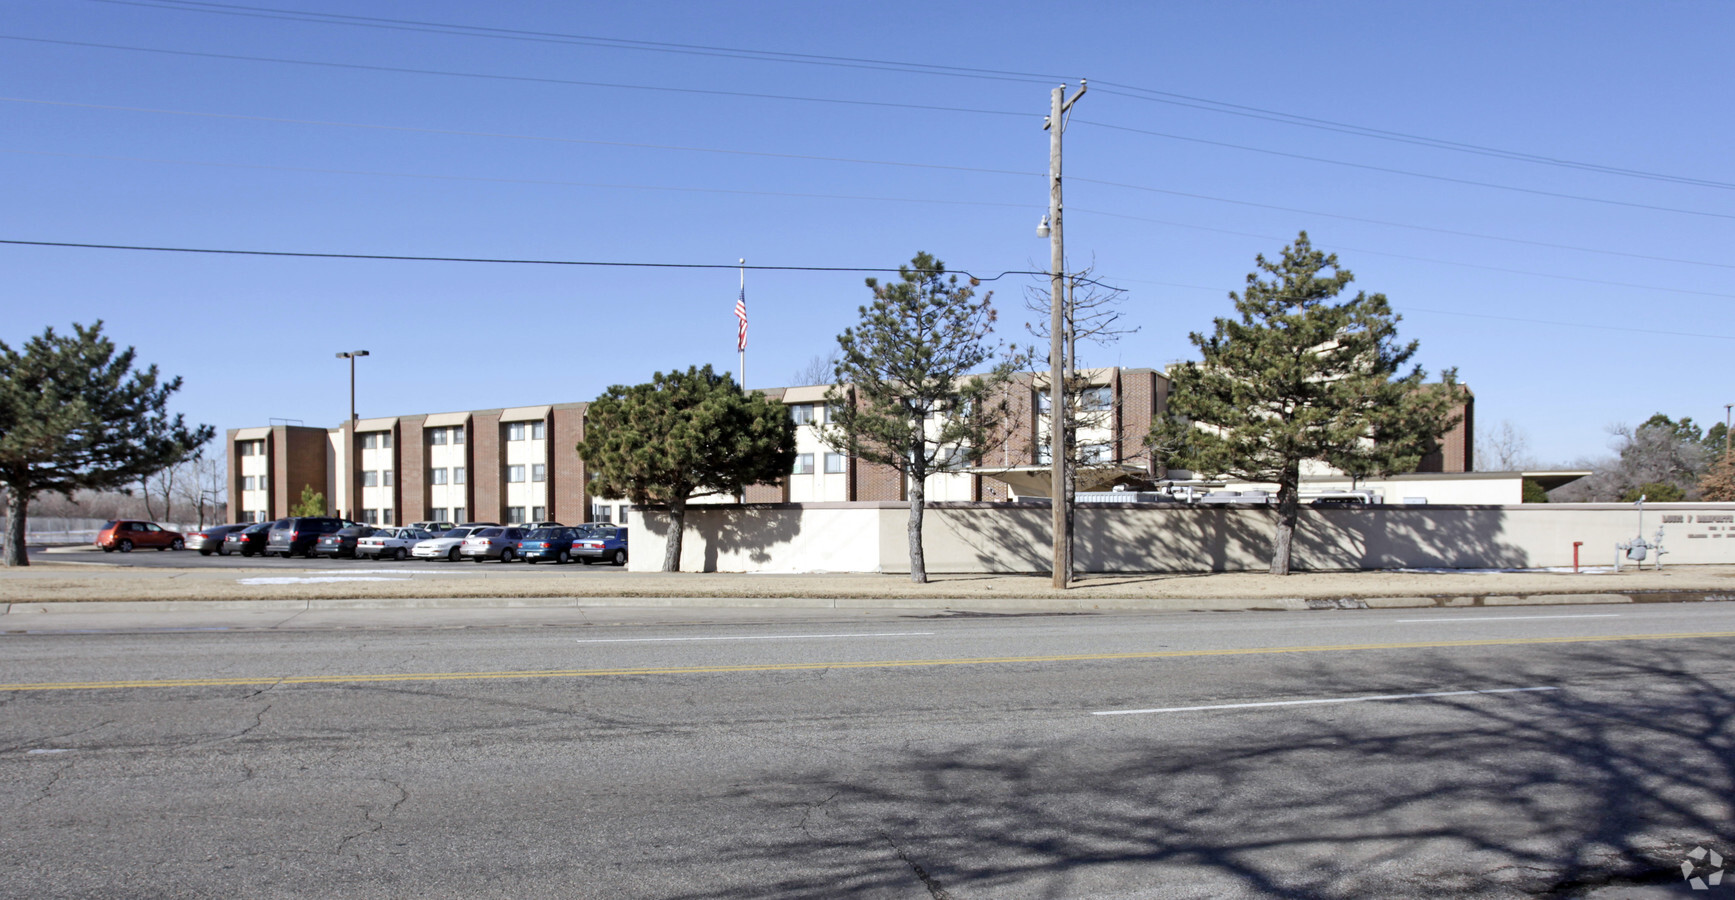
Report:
507,421,546,442
428,426,466,446
504,506,547,524
361,470,394,488
791,453,848,475
237,440,266,457
360,508,394,525
361,432,393,450
505,464,547,483
241,476,265,491
430,467,467,485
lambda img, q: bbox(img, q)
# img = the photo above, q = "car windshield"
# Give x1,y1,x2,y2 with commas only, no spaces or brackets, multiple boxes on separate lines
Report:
440,528,474,538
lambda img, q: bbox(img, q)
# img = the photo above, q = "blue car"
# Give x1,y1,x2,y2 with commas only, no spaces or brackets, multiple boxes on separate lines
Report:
572,524,629,566
520,527,580,564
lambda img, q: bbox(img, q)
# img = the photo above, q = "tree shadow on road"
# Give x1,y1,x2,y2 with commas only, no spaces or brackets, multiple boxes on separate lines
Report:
657,645,1735,899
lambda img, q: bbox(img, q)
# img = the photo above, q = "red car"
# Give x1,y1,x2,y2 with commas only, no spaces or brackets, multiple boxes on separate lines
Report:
96,520,185,553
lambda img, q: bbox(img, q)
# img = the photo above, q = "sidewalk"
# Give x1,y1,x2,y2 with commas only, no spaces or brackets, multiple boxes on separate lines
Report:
4,559,1733,613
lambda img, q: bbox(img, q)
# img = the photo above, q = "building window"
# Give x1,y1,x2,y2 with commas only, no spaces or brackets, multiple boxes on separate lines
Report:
431,428,447,446
382,469,394,487
1035,389,1051,413
592,504,612,523
507,465,525,483
363,433,377,450
790,404,815,425
239,442,254,457
431,468,447,485
793,454,814,475
382,508,393,525
530,421,545,440
380,432,393,449
531,464,546,483
453,506,466,523
531,506,546,521
506,507,525,524
508,422,525,441
362,508,378,524
453,467,466,485
1081,444,1112,464
1080,386,1112,411
362,470,378,487
824,453,846,474
431,508,447,522
452,427,465,445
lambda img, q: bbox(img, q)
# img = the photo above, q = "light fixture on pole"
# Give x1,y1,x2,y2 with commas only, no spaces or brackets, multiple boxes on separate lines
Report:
1036,215,1051,239
335,350,369,519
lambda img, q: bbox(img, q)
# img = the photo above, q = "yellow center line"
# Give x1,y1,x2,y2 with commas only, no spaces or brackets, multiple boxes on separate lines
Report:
3,630,1732,692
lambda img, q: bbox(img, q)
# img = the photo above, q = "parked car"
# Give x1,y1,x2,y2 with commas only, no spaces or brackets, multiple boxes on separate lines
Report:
96,520,184,553
264,517,351,558
412,525,487,562
315,526,379,559
572,524,629,566
356,527,435,560
519,527,579,564
223,521,272,557
406,521,455,534
460,526,528,562
185,523,251,556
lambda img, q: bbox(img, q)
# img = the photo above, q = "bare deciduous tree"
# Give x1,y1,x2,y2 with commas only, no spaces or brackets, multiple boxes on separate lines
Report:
1476,420,1536,472
789,350,841,387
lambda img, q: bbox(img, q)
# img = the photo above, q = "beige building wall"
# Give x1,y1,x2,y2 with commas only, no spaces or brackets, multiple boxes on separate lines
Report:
629,502,1735,574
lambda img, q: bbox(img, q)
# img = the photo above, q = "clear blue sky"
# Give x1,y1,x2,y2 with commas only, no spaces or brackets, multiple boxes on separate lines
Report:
4,0,1730,466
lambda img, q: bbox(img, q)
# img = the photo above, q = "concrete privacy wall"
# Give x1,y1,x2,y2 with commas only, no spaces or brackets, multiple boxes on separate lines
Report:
627,502,1735,573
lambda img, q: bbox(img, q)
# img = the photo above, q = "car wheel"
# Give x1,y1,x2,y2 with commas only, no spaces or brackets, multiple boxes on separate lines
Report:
102,546,114,553
500,549,515,563
557,550,570,564
448,548,461,562
526,557,537,565
579,557,592,565
199,548,213,556
118,539,133,553
170,538,184,551
394,547,407,561
218,546,230,557
612,549,627,567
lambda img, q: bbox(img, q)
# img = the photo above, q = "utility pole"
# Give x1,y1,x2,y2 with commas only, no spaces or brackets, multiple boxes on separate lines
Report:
336,350,369,520
1725,403,1732,457
1041,79,1085,589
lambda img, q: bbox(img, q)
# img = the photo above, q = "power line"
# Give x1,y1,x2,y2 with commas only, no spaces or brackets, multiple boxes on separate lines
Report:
1090,84,1735,192
1075,121,1735,221
84,0,1729,191
0,97,1043,180
1072,207,1735,300
0,148,1036,211
0,35,1032,120
0,238,1125,288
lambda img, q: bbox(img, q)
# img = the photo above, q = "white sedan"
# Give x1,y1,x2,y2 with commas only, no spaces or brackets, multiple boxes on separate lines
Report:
411,526,486,562
355,527,435,561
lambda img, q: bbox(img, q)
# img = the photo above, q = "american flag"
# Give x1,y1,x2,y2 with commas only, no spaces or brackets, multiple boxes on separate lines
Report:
734,286,748,351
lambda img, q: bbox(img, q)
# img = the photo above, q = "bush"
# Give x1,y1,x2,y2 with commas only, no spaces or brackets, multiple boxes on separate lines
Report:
1521,478,1549,503
1619,482,1685,503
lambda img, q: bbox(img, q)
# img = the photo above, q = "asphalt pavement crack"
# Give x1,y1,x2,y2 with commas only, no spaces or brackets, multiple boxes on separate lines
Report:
795,789,839,837
22,761,73,807
334,779,410,857
881,832,954,900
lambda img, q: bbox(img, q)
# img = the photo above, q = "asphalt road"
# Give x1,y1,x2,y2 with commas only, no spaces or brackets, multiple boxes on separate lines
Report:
3,602,1733,899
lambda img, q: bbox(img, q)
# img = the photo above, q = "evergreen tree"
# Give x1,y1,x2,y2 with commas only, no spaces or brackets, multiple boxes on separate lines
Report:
822,252,1027,584
290,485,326,517
0,322,212,566
1151,233,1462,575
577,365,794,572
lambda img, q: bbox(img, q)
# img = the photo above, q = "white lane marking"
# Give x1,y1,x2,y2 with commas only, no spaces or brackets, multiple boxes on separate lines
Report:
574,632,934,644
27,748,74,754
1392,614,1623,623
1094,686,1558,717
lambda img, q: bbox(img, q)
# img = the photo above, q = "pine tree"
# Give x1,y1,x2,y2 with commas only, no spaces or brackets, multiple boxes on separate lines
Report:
577,365,795,572
290,485,327,517
1151,233,1462,575
0,322,211,566
822,252,1028,584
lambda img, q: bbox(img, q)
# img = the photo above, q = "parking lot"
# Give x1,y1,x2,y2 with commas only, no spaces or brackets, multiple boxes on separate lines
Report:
45,545,628,574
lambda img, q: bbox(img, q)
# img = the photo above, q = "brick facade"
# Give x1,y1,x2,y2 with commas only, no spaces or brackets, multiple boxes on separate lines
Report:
471,411,502,524
398,415,426,523
550,404,588,523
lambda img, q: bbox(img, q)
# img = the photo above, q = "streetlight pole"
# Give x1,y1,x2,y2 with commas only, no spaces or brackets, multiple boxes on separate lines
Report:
1040,79,1085,589
335,350,369,519
1725,403,1732,457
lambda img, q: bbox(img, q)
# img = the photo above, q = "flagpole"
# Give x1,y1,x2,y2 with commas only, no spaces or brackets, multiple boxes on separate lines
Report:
737,258,746,388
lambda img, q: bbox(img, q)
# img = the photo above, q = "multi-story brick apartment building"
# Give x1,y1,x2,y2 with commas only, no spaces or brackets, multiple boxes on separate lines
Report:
224,366,1177,525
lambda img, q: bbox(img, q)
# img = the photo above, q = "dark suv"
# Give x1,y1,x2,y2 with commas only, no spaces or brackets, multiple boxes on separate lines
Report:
264,517,350,558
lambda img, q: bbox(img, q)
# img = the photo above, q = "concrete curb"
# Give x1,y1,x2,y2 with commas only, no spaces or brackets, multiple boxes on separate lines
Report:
3,590,1730,615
